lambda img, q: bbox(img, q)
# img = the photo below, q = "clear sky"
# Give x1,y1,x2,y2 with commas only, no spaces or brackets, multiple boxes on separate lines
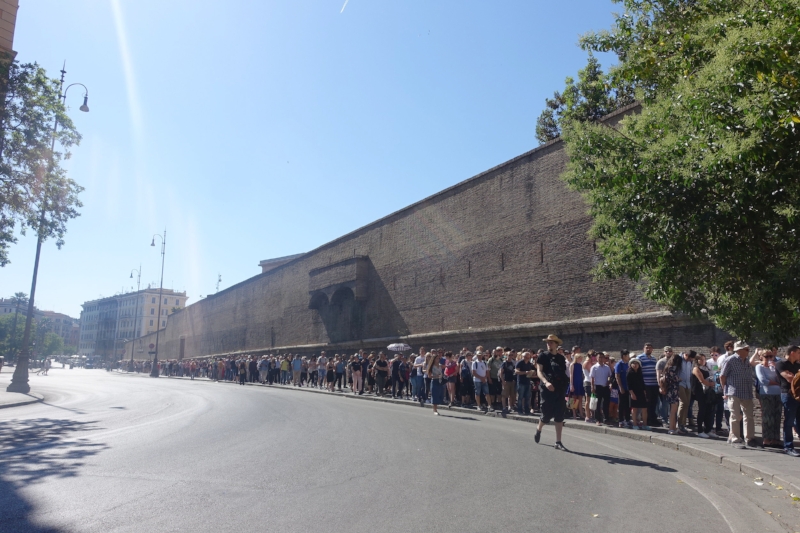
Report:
3,0,619,318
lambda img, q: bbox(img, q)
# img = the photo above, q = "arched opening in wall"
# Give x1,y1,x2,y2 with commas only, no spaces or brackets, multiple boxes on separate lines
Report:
328,287,360,343
309,292,329,315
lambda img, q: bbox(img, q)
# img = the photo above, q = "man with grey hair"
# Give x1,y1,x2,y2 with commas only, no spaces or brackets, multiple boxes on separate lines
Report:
720,341,756,448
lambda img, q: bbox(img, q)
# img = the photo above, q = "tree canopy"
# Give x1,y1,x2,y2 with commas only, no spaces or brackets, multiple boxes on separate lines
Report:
554,0,800,343
0,61,82,266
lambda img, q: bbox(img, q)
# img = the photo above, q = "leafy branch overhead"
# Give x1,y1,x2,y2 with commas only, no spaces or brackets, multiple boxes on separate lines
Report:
0,60,83,267
544,0,800,343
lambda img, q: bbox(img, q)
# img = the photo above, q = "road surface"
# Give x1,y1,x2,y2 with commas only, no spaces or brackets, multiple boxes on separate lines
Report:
0,368,797,533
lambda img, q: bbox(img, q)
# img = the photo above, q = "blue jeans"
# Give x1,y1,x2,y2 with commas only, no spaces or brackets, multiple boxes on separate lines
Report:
411,375,424,399
781,393,800,449
658,393,669,423
517,381,531,413
280,370,290,384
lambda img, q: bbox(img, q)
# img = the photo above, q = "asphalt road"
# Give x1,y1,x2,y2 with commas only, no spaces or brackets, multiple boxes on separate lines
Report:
1,368,799,533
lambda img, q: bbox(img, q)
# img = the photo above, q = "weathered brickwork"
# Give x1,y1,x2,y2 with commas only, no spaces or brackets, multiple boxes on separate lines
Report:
126,139,732,361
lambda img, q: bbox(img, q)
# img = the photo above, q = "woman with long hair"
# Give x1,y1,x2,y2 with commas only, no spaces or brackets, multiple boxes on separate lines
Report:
691,353,716,438
661,352,682,434
427,352,444,415
443,352,458,407
582,350,596,422
627,359,649,429
569,353,585,420
349,356,363,395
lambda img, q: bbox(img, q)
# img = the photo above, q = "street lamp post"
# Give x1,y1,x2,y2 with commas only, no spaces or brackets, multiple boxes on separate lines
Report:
149,230,166,378
129,266,141,371
7,64,89,394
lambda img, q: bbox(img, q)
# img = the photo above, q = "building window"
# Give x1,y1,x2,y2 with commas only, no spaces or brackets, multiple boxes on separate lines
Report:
161,320,166,327
149,319,154,326
151,308,155,315
163,298,167,305
162,309,166,316
175,299,179,305
151,297,156,304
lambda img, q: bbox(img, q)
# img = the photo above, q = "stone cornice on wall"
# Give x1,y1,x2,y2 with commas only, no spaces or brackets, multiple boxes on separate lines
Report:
190,311,702,358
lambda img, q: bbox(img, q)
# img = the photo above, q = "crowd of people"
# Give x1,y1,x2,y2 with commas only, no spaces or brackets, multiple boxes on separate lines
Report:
119,336,800,454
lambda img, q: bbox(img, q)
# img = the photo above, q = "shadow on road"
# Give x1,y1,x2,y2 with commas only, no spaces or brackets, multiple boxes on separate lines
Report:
566,450,677,472
0,418,107,532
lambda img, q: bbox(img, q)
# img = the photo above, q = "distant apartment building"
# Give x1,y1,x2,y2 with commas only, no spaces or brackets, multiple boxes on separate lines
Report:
78,288,188,358
0,298,78,349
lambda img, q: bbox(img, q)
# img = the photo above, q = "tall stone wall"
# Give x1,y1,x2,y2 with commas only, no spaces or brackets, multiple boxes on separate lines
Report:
127,138,732,362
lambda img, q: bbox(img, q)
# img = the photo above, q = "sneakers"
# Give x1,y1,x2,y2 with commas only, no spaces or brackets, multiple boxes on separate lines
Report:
534,430,541,443
554,442,568,451
631,425,641,430
708,430,717,438
642,425,652,431
697,432,709,439
619,422,627,428
786,448,800,457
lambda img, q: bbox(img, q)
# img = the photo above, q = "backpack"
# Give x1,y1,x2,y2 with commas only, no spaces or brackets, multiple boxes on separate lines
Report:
791,372,800,402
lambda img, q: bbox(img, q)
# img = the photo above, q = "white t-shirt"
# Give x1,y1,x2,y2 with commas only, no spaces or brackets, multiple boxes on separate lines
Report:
414,355,426,373
590,363,612,387
472,360,487,379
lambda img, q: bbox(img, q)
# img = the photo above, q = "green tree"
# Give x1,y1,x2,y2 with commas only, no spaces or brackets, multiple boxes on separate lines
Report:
0,313,25,356
560,0,800,343
0,61,82,266
39,331,63,357
535,55,633,144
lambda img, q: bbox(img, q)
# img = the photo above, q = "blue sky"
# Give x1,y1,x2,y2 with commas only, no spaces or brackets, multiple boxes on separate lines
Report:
3,0,619,318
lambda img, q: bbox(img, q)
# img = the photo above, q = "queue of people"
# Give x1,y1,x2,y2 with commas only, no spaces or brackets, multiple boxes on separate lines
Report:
117,337,800,455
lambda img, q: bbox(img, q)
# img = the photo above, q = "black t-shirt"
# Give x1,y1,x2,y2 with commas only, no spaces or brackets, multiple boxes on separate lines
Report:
501,360,516,381
537,351,568,390
375,360,389,375
515,360,533,385
391,359,401,375
775,359,800,393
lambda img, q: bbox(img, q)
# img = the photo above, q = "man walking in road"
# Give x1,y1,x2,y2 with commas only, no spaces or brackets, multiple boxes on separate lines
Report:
534,334,569,450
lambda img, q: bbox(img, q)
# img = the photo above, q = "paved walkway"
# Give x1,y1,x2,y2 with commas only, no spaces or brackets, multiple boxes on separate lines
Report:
0,366,44,409
118,370,800,493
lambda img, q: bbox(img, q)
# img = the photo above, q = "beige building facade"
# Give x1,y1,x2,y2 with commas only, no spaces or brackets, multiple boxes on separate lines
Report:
79,289,188,358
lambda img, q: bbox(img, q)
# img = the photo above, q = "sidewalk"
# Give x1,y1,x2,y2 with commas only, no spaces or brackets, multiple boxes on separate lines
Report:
118,370,800,492
0,389,44,409
0,367,45,409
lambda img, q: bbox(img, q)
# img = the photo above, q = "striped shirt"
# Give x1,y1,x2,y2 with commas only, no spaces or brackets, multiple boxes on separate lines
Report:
720,354,753,400
637,353,658,386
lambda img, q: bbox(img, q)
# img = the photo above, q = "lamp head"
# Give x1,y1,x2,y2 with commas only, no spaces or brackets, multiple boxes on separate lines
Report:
79,95,89,113
130,272,133,279
150,238,155,247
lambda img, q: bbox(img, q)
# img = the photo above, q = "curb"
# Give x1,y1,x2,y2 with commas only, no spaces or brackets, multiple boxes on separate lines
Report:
114,370,800,491
0,391,44,410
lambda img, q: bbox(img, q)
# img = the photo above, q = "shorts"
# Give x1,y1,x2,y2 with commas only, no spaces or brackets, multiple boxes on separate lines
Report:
502,381,516,398
474,380,489,397
489,380,502,396
446,375,457,384
540,388,566,424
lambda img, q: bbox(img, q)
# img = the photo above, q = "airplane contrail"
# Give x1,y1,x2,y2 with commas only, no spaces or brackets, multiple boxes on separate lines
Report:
340,0,349,13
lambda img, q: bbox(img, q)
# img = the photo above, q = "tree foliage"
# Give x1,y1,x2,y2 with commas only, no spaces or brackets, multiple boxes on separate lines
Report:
560,0,800,343
0,60,83,266
535,55,634,144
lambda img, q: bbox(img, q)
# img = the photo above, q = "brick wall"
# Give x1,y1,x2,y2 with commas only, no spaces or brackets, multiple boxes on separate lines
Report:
127,139,734,361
